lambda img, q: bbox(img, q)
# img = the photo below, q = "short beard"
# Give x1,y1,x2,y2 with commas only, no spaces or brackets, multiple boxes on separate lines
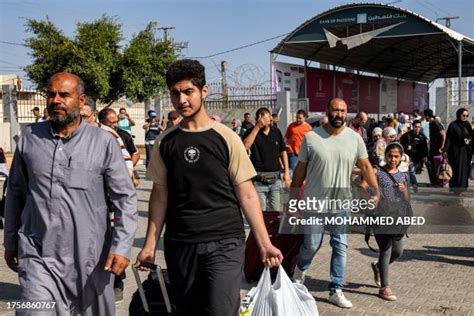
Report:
49,107,80,130
328,115,345,128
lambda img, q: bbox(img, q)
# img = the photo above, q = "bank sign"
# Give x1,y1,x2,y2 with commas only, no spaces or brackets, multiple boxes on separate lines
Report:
319,12,407,26
287,6,440,43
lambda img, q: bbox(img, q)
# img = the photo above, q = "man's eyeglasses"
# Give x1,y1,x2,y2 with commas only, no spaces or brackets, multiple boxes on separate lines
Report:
168,117,179,121
462,114,469,118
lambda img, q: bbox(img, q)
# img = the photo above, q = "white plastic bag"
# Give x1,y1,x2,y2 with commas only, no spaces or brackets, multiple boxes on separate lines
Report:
272,266,318,316
240,267,318,316
240,267,272,316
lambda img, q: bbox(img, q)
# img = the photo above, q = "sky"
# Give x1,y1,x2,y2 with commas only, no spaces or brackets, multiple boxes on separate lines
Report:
1,0,473,88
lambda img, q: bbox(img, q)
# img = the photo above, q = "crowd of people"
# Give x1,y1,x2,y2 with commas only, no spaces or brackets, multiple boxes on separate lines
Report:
2,62,282,316
362,108,473,194
226,104,473,197
1,58,473,315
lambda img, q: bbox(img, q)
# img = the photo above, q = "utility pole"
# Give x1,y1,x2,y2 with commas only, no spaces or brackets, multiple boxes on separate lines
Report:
437,16,461,125
157,26,175,42
157,26,188,49
2,84,19,152
221,61,229,106
149,27,188,118
436,16,459,28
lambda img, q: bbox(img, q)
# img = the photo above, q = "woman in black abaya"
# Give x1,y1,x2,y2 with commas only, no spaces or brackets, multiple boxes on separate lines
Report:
444,108,473,194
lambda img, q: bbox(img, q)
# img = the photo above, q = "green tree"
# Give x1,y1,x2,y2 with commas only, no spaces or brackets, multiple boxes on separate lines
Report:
24,15,180,103
121,22,179,102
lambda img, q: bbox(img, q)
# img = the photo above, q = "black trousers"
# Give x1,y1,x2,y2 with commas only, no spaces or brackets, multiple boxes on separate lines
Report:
164,237,245,316
145,142,154,167
374,234,404,288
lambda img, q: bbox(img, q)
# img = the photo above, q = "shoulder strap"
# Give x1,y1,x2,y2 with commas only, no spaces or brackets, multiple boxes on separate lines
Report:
364,233,379,252
379,166,398,184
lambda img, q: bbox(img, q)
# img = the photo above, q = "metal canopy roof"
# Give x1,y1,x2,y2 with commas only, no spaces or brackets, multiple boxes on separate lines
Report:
271,3,474,83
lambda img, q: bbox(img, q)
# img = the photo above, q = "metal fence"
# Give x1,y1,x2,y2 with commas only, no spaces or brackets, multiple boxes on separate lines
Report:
1,84,284,123
206,82,273,100
0,88,146,123
15,88,47,122
161,83,277,112
4,82,474,125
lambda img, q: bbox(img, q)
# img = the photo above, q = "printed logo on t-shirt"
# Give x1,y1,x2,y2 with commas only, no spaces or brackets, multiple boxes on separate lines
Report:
184,146,200,163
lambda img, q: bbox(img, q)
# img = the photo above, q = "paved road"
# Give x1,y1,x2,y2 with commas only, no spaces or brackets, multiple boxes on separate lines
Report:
1,167,473,315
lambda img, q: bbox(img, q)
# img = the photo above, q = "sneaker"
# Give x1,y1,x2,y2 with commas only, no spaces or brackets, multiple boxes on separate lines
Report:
328,289,353,308
379,286,397,301
292,266,306,284
371,262,381,288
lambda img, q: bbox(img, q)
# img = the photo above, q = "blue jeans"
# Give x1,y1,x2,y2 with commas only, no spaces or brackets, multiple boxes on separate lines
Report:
408,162,418,186
297,212,348,292
254,179,282,211
288,153,299,173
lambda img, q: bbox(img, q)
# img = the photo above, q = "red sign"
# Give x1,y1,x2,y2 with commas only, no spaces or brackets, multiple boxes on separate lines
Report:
335,72,358,112
359,76,380,113
306,67,334,112
304,65,420,115
398,81,414,113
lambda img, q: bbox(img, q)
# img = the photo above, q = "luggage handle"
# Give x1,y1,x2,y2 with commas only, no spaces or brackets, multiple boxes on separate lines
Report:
132,264,172,314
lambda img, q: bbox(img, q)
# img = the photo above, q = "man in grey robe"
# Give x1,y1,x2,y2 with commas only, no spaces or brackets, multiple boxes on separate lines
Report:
3,72,138,315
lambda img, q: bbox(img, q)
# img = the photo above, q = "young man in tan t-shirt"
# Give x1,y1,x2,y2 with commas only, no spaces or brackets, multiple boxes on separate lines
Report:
134,59,282,316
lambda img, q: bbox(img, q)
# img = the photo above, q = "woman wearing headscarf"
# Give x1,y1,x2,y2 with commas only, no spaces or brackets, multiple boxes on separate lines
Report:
444,108,473,195
396,114,411,137
366,127,382,157
375,127,397,166
231,118,245,138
